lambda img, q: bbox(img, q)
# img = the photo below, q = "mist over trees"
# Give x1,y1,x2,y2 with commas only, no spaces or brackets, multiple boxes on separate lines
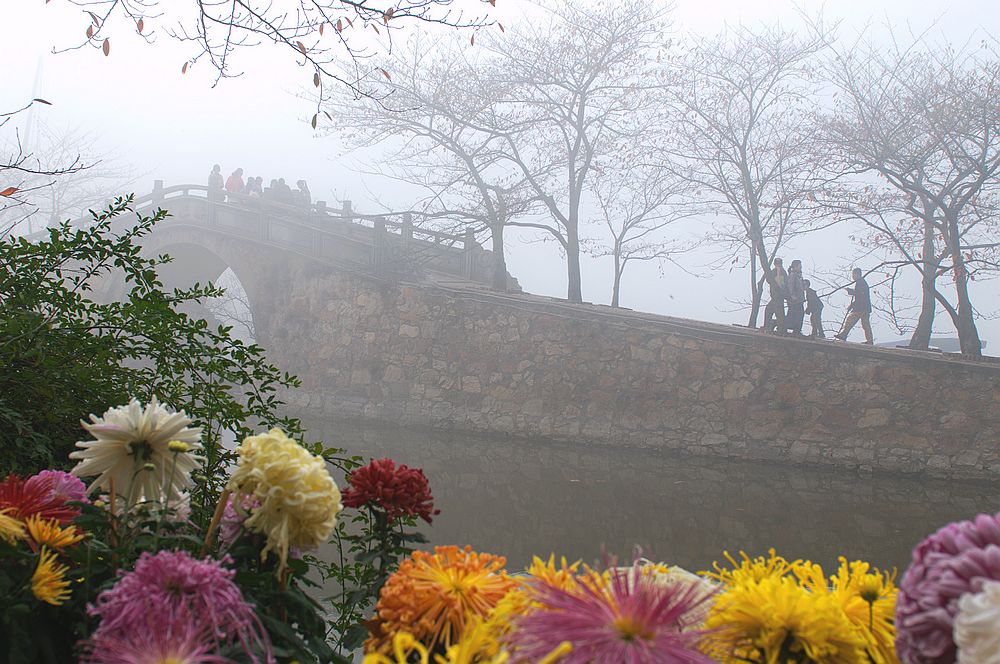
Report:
13,0,1000,356
317,1,999,356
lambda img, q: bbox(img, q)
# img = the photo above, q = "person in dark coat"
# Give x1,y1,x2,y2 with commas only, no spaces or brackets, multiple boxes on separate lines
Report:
804,279,824,338
836,268,873,344
785,259,805,334
762,258,787,333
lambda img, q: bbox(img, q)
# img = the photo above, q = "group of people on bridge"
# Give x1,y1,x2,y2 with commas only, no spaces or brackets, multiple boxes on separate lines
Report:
208,165,311,207
762,259,873,345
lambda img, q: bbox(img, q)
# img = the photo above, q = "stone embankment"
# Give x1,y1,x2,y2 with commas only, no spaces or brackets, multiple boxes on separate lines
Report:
268,273,1000,480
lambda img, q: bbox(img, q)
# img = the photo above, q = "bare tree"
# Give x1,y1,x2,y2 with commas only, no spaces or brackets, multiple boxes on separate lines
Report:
472,0,669,303
322,38,537,291
658,24,831,326
1,121,140,235
823,33,1000,356
51,0,492,104
1,101,88,236
585,155,695,308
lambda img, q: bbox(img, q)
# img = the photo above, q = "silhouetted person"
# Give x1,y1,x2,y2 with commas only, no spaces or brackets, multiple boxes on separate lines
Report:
275,178,294,204
836,268,873,344
208,164,224,190
785,259,805,334
762,258,787,334
246,176,262,197
804,279,824,338
295,179,311,206
225,168,245,195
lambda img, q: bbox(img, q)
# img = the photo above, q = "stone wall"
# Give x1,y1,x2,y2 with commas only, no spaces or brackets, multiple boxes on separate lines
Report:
262,264,1000,480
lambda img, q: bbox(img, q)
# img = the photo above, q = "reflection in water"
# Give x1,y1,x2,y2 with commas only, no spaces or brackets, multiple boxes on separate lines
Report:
304,417,999,575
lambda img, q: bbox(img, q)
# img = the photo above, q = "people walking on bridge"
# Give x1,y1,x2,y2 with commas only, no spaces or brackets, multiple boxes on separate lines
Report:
274,178,294,204
835,268,873,344
295,180,311,206
804,279,824,338
762,257,787,334
208,164,224,191
226,168,245,195
785,259,806,335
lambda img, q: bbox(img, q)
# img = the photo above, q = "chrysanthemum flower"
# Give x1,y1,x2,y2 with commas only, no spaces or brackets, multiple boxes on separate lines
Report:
896,511,1000,664
703,574,867,664
816,558,899,664
82,604,231,664
0,472,84,524
32,546,73,605
24,515,85,550
0,508,25,544
509,562,714,663
954,580,1000,663
218,493,262,549
34,470,88,504
342,458,440,523
367,545,518,655
70,398,203,506
705,549,799,586
85,550,272,663
226,428,341,573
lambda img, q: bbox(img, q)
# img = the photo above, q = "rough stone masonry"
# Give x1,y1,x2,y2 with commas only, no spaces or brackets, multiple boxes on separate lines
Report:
261,266,1000,481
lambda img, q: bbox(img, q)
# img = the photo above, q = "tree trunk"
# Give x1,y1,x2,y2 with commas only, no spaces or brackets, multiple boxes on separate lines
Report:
747,244,762,326
611,249,622,308
490,223,508,292
909,225,938,349
566,224,583,303
946,216,982,357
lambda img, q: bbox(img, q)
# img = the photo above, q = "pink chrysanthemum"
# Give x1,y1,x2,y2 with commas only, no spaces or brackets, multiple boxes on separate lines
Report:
85,550,273,664
508,562,716,663
82,604,231,664
0,473,83,524
219,493,261,549
896,511,1000,664
33,470,89,505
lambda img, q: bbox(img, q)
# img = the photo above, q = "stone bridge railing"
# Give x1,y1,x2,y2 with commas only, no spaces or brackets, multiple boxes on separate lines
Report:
53,181,511,288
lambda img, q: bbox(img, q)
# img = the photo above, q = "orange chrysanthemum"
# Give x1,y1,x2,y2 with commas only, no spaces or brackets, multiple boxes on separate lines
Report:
366,545,518,655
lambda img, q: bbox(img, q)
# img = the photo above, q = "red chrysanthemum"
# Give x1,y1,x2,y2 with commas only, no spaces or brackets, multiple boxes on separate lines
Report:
341,458,439,523
0,473,83,525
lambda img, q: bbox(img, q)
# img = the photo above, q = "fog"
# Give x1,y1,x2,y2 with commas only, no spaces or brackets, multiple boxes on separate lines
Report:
4,0,999,347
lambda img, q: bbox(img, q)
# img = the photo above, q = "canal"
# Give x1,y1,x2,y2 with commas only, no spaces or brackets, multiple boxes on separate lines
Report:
303,417,1000,575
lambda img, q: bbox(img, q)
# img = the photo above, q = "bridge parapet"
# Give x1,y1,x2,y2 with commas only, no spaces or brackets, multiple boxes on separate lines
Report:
49,180,516,290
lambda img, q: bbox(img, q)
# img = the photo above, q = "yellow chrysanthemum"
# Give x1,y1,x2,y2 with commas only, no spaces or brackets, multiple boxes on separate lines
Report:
823,559,899,664
24,515,86,550
363,621,570,664
703,575,867,664
704,548,800,586
527,555,582,592
32,547,73,606
0,508,25,544
226,428,342,574
367,546,518,655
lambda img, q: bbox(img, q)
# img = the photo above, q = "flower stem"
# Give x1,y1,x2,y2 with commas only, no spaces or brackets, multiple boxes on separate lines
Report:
201,488,232,555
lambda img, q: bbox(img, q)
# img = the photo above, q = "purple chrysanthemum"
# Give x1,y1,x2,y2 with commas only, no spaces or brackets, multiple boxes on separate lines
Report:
84,550,273,664
82,604,231,663
219,493,261,549
508,563,716,663
896,511,1000,664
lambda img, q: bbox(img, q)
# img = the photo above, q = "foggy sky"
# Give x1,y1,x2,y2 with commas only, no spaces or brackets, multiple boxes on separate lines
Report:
3,0,999,347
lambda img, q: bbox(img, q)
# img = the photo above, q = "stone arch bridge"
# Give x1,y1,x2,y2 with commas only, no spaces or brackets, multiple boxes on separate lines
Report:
81,182,1000,480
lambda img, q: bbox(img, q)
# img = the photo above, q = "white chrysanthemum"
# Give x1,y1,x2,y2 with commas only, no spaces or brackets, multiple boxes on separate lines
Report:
226,428,342,574
955,580,1000,664
69,398,203,506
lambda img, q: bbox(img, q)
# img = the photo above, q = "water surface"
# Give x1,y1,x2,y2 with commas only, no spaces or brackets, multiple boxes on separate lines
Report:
304,417,999,575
